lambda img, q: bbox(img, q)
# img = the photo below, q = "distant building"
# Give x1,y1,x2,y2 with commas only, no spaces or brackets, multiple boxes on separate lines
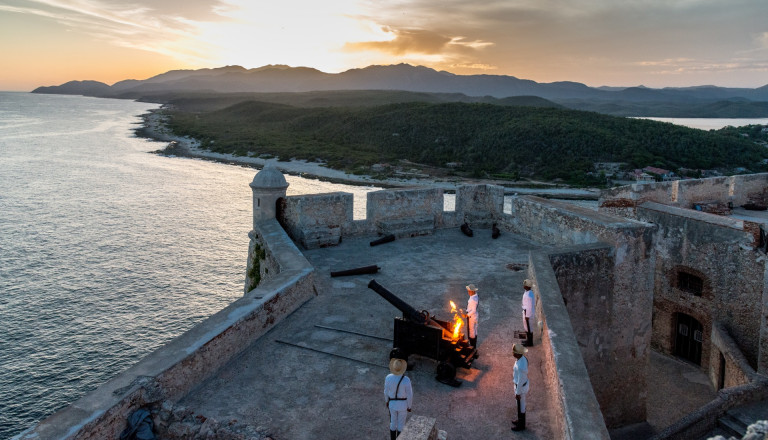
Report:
643,166,674,181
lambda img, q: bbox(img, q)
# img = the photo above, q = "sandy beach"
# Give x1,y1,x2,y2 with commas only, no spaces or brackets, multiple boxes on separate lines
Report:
138,109,601,198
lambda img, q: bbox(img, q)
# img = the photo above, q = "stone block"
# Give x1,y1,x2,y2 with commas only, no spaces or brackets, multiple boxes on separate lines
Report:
399,415,438,440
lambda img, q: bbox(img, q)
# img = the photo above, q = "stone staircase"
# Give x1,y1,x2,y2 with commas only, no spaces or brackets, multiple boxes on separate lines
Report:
706,399,768,439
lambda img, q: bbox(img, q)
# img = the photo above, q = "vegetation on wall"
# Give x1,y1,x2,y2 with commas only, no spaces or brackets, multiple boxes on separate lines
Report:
246,240,267,292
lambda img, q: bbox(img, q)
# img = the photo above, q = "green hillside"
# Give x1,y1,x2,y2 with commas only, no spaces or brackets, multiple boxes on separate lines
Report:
165,100,768,183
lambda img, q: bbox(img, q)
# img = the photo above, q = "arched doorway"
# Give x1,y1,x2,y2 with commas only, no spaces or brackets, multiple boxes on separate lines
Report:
674,313,703,365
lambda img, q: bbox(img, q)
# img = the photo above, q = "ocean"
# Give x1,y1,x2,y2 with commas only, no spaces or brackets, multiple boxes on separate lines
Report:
0,92,378,438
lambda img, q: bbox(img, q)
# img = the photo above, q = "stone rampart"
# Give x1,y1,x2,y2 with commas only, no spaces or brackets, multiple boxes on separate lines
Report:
18,219,316,440
278,192,353,249
277,185,500,249
455,184,504,227
503,196,656,427
599,173,768,218
529,251,610,439
637,202,767,375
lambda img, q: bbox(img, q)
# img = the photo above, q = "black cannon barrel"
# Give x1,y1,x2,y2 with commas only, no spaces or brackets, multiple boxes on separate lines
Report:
330,265,380,277
370,234,396,247
368,279,434,326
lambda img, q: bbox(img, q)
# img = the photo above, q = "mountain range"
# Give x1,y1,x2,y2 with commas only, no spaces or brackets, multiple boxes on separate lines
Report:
32,64,768,117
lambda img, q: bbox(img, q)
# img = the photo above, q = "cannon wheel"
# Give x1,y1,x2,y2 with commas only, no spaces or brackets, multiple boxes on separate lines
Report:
436,361,461,387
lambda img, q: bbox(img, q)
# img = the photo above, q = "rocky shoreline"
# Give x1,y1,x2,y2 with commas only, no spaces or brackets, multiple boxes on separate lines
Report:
137,108,600,199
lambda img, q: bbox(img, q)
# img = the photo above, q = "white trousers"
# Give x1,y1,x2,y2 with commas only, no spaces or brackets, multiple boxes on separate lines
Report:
516,393,527,413
388,404,407,431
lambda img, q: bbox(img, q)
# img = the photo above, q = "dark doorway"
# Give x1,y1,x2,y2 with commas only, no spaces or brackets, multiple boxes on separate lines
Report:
718,353,726,390
674,313,703,365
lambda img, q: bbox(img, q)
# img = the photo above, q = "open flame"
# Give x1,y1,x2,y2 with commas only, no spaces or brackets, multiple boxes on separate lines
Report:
448,300,463,340
452,314,463,339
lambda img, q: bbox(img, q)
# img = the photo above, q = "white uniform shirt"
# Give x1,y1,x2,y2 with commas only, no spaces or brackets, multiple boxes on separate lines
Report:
466,294,479,338
513,355,530,395
384,373,413,410
522,289,535,319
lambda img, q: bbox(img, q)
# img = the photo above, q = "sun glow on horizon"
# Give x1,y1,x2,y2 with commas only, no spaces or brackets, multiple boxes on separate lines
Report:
2,0,768,91
187,1,372,72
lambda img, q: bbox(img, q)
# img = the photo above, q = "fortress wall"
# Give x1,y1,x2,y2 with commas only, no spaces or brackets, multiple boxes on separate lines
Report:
366,187,444,237
731,173,768,206
711,322,755,389
505,196,655,427
599,173,768,217
21,219,316,440
637,202,766,374
547,244,640,428
277,192,354,249
455,184,504,227
529,251,610,439
275,185,504,248
599,181,677,218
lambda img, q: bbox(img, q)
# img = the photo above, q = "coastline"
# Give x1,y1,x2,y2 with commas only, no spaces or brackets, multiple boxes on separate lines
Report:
137,108,600,199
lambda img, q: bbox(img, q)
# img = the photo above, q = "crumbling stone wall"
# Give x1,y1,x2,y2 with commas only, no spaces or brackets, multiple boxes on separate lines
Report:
637,202,766,375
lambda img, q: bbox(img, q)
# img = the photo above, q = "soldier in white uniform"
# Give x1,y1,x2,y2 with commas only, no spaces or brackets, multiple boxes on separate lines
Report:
522,279,535,347
512,343,530,431
384,358,412,440
461,283,480,355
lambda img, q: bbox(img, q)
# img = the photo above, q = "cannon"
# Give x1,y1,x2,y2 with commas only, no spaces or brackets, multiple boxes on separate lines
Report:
368,279,476,386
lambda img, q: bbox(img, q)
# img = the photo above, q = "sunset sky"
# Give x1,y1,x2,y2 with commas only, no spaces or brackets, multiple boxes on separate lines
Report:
1,0,767,92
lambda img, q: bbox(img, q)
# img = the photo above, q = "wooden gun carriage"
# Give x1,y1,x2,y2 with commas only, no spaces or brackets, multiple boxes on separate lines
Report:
368,279,476,386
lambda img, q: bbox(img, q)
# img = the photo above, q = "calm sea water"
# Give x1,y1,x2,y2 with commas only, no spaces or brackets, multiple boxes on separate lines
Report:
640,117,768,130
0,92,379,438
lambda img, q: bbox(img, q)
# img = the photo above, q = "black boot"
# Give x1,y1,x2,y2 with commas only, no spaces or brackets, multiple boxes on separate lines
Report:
469,337,479,358
512,399,522,428
523,331,533,347
511,413,526,431
390,430,397,440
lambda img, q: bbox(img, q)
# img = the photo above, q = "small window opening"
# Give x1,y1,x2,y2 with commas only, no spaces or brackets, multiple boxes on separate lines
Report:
678,272,703,296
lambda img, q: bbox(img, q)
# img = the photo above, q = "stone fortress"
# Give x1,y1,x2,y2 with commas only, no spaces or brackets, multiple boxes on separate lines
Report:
17,168,768,440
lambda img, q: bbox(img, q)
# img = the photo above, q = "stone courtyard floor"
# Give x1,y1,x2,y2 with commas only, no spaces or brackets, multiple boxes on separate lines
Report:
180,227,557,439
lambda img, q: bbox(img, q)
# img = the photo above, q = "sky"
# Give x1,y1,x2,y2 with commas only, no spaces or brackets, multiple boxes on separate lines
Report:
1,0,767,92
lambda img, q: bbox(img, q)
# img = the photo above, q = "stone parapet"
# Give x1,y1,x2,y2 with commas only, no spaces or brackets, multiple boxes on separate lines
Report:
367,187,444,226
278,192,353,249
529,251,610,440
18,219,315,440
711,322,756,389
503,196,655,427
599,174,768,217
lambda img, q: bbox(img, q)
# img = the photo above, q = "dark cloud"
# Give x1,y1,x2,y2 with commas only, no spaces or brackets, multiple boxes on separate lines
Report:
344,27,452,55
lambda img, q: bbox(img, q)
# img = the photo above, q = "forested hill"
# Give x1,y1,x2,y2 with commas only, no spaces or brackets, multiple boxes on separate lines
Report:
165,100,768,183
